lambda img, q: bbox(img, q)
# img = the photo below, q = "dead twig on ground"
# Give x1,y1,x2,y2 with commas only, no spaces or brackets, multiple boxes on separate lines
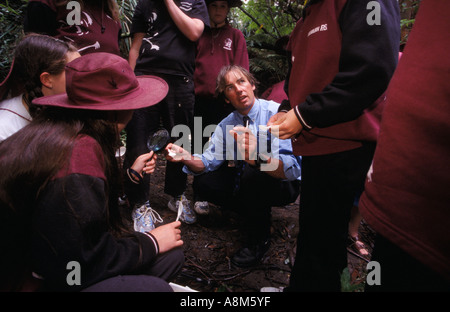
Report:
212,270,251,281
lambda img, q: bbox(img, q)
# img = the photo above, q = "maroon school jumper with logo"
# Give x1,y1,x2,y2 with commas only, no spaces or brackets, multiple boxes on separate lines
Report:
360,0,450,281
29,0,121,55
287,0,386,156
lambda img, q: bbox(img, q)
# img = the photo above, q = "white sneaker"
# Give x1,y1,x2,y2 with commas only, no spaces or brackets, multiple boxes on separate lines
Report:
194,201,210,215
168,194,197,224
132,201,163,232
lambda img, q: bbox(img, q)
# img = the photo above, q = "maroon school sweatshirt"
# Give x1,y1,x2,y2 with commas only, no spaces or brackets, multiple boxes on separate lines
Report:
285,0,399,156
360,0,450,281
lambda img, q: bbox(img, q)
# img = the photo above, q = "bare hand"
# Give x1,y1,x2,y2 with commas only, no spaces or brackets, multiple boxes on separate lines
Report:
229,126,257,165
131,151,157,176
149,221,183,253
164,143,191,162
267,111,285,127
269,109,303,140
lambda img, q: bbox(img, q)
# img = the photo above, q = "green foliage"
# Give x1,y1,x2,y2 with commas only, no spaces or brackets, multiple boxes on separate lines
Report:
117,0,138,59
340,267,365,292
0,0,28,82
231,0,301,38
399,0,421,46
247,35,289,95
231,1,304,94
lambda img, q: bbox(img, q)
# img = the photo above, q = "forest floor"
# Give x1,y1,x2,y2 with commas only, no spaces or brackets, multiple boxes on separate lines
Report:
146,158,376,292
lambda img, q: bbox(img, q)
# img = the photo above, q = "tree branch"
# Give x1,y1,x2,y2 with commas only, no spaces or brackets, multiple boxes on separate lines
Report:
237,6,270,35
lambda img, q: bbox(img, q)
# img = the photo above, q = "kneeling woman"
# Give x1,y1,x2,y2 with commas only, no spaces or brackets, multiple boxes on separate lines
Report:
0,53,184,292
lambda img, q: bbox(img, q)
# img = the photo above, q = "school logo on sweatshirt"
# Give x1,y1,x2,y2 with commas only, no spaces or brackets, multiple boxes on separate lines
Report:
307,23,328,37
223,38,232,50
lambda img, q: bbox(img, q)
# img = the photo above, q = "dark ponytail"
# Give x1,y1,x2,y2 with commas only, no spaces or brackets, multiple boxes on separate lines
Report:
0,34,77,117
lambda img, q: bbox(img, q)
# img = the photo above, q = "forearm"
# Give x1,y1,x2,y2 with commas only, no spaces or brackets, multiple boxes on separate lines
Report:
128,33,144,70
166,143,206,174
183,156,206,174
164,0,204,41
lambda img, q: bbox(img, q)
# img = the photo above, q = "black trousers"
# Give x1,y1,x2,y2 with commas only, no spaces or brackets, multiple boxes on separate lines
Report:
192,95,234,153
193,162,300,244
124,74,195,206
81,247,185,292
365,234,450,292
286,143,375,292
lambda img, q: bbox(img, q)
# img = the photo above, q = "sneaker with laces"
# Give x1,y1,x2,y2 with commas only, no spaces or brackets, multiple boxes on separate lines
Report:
193,201,210,215
168,194,197,224
132,201,163,232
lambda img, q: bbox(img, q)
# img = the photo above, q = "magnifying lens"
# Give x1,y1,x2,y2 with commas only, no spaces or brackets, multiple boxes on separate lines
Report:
146,128,170,159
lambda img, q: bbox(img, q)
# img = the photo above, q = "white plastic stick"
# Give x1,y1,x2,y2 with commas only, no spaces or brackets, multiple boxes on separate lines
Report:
176,196,183,221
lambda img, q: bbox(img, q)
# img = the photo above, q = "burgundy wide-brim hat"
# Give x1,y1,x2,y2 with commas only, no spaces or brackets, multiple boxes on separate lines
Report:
33,52,168,111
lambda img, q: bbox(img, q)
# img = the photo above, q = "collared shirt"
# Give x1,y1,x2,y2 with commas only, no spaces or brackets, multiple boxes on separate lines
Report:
183,98,302,181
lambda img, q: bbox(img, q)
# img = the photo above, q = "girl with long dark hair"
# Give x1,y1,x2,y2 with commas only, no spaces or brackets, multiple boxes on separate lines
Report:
0,52,184,292
0,34,80,142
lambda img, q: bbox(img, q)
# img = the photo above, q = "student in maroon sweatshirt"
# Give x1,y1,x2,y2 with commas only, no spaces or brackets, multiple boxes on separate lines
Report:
192,0,249,216
268,0,400,291
24,0,122,56
360,0,450,291
194,0,249,130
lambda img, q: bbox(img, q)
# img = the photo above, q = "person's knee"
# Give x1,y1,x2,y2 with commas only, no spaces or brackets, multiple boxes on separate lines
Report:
171,247,185,270
153,247,185,282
